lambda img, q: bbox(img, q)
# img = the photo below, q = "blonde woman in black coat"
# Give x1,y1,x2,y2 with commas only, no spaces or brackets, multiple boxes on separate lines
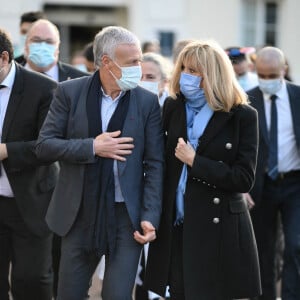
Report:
144,40,261,300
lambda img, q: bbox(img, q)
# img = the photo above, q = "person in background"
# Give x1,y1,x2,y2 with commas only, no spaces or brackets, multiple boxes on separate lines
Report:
14,10,46,64
142,40,161,54
145,40,261,300
83,42,96,73
172,39,195,64
136,52,172,300
71,42,96,74
247,46,300,300
71,50,88,73
225,46,259,91
23,19,88,82
140,52,172,108
23,18,88,299
35,25,164,300
0,27,58,300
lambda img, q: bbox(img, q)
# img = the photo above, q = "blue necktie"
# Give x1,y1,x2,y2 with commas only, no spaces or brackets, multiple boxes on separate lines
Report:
268,94,278,180
0,84,6,176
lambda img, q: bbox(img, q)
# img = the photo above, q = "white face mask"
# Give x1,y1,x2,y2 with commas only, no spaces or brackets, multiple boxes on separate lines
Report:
258,78,282,95
139,80,159,95
110,61,142,91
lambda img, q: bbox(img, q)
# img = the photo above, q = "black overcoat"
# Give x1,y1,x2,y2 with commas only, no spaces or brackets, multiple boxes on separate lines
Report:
145,95,262,300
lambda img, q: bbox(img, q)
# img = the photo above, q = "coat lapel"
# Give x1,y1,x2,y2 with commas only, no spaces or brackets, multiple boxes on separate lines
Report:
196,110,233,154
249,89,269,145
287,83,300,147
58,61,68,82
2,64,24,141
117,91,137,176
72,76,93,139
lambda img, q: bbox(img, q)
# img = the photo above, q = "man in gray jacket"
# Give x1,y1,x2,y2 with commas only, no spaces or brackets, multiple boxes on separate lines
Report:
36,26,164,300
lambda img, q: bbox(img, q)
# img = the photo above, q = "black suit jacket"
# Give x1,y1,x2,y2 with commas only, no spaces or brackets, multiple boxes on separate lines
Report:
247,82,300,204
14,54,25,65
18,58,88,82
57,61,89,82
2,63,59,237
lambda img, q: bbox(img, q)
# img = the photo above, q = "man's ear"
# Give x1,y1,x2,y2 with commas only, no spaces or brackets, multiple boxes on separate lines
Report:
102,55,111,67
283,64,288,77
1,51,10,65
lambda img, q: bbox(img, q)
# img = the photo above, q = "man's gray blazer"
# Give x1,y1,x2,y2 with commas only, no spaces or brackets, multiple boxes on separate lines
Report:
36,74,164,236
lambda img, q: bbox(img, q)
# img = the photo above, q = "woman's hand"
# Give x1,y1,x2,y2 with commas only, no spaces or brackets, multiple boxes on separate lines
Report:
175,137,196,167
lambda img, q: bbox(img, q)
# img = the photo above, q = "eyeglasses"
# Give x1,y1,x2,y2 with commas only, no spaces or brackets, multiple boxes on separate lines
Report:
29,37,57,45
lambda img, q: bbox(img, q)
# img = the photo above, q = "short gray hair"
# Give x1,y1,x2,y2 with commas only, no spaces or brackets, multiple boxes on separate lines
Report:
93,26,141,68
142,52,172,80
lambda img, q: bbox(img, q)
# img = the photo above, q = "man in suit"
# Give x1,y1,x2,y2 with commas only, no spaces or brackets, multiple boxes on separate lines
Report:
36,26,164,300
23,19,88,81
0,28,58,300
247,46,300,300
22,18,88,298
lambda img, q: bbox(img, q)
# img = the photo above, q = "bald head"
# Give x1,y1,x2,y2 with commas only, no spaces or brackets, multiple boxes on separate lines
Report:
256,46,286,80
24,19,60,72
26,19,60,45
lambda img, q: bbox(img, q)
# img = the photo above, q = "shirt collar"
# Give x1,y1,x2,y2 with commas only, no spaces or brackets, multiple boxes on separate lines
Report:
101,87,125,101
24,62,59,81
1,61,16,90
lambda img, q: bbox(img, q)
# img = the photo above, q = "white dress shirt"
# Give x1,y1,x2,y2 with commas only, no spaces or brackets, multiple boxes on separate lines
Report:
263,81,300,172
25,63,59,82
0,62,16,197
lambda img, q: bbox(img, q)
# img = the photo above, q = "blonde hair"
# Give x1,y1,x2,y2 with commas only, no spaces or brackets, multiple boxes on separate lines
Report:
169,40,248,112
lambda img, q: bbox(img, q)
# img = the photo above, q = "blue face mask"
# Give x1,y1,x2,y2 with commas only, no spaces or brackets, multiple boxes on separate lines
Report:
139,80,159,95
179,72,207,108
237,73,248,90
28,42,56,68
19,34,26,51
74,63,88,73
258,78,282,95
110,61,142,91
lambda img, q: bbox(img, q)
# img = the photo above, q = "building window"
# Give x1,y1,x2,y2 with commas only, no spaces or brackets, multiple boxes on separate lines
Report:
265,2,278,45
159,31,174,57
241,0,257,46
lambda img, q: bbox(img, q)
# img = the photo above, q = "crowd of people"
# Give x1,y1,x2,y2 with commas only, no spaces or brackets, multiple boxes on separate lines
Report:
0,9,299,300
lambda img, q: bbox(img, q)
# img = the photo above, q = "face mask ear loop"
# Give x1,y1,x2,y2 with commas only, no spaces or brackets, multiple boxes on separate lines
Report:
107,59,121,81
108,69,119,81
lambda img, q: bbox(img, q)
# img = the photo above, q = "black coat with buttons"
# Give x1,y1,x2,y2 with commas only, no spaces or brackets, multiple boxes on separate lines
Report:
145,95,261,300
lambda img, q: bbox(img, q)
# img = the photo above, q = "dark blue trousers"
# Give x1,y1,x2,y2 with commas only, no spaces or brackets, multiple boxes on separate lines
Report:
257,175,300,300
